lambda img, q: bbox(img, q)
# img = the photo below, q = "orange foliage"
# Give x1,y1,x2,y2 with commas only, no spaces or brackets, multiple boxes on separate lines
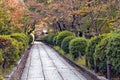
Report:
3,0,26,27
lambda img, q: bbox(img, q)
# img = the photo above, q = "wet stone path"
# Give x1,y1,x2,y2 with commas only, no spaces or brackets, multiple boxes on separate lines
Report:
21,42,87,80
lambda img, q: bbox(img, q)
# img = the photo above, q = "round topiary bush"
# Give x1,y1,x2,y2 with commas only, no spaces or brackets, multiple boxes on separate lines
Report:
86,34,107,69
53,35,58,45
69,37,87,59
56,31,74,47
61,36,76,53
105,35,120,76
46,34,56,45
94,33,119,76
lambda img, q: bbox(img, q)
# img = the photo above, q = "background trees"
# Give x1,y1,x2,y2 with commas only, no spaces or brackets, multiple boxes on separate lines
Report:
22,0,120,38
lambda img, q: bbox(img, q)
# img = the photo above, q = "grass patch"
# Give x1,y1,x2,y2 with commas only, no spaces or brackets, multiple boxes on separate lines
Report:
53,46,65,55
76,57,86,66
53,46,86,66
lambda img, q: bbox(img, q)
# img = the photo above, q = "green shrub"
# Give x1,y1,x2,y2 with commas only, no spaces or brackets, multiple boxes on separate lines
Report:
61,36,76,53
7,39,19,66
46,34,56,45
28,34,34,45
94,37,109,73
86,34,107,69
0,35,19,69
17,42,24,56
10,33,29,48
56,31,74,47
69,37,87,59
42,35,49,43
0,49,3,63
106,35,120,76
94,33,119,76
10,33,27,56
53,35,58,45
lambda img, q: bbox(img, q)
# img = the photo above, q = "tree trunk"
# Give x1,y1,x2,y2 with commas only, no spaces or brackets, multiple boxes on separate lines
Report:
94,61,98,73
71,14,78,36
78,51,82,59
2,59,7,73
107,61,111,80
85,56,88,67
56,21,62,31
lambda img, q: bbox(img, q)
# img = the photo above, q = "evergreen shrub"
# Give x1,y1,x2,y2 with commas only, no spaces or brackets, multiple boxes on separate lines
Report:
61,36,76,53
56,31,74,47
69,37,87,59
86,34,107,69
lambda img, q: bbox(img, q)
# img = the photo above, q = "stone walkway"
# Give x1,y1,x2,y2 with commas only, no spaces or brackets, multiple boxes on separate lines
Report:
21,42,87,80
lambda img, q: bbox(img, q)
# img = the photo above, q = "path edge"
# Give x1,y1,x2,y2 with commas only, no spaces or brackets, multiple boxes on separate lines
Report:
5,45,32,80
45,43,108,80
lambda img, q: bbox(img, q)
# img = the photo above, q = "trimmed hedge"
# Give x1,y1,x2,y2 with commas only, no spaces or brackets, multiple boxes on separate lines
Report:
46,34,56,45
10,33,29,56
61,36,76,53
94,33,120,76
106,35,120,76
53,35,58,45
0,33,29,76
56,31,74,47
69,37,87,59
10,33,29,48
86,34,107,69
0,35,19,69
0,32,30,79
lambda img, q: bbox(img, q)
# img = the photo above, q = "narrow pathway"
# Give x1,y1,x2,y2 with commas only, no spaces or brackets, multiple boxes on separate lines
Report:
21,42,87,80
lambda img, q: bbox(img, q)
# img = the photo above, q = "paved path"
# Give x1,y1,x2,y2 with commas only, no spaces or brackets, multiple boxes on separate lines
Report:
21,42,87,80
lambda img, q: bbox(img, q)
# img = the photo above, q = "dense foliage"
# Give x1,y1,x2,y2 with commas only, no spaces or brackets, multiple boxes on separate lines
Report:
94,33,120,76
56,31,74,47
53,36,58,46
41,30,120,78
0,33,32,78
69,37,87,59
0,36,19,70
45,34,56,45
28,34,34,45
10,33,29,48
86,34,107,69
61,36,76,53
0,0,120,79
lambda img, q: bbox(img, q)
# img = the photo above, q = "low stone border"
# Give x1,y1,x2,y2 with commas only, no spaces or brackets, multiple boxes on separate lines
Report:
5,45,32,80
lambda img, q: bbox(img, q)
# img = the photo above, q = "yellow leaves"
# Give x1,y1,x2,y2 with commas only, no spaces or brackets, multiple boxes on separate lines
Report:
17,23,23,27
90,5,107,14
47,0,52,4
0,0,2,5
73,7,89,16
